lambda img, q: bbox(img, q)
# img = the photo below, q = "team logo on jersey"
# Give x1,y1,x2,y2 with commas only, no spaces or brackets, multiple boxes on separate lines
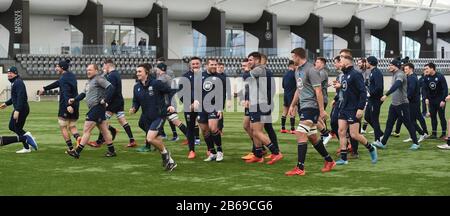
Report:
203,81,213,91
148,86,154,96
429,82,437,90
296,78,304,89
435,78,438,81
342,80,348,91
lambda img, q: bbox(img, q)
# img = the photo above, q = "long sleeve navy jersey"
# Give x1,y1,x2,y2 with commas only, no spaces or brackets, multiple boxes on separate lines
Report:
44,71,79,117
180,70,202,105
132,78,172,120
282,69,297,100
368,67,384,100
106,70,124,105
423,72,448,104
5,75,29,111
201,71,225,112
407,73,420,104
339,66,367,111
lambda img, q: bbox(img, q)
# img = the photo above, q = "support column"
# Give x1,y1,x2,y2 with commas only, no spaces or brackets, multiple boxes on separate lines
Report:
244,10,277,54
371,19,402,58
291,13,324,56
333,16,365,57
405,21,437,58
0,0,30,57
69,1,103,46
135,3,168,59
192,7,226,48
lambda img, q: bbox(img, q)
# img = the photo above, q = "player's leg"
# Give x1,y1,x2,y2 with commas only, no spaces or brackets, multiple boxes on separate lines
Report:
99,120,116,156
117,111,136,147
58,118,74,151
437,104,447,139
67,120,96,158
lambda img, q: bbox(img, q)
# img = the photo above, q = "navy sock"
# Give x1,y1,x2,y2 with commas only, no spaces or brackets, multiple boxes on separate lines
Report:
255,147,263,158
122,123,134,141
0,136,20,146
178,124,187,136
65,139,74,150
290,117,296,131
340,149,348,161
313,140,333,162
76,144,85,154
297,143,307,170
281,116,286,129
266,143,279,155
73,133,80,140
212,131,222,152
205,133,216,154
364,140,374,152
169,121,177,137
107,143,115,153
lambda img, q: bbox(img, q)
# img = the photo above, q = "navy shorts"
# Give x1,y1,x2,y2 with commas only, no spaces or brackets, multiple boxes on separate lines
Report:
198,111,219,124
86,104,106,123
106,100,125,114
283,94,294,107
338,110,359,124
139,116,165,132
299,108,319,124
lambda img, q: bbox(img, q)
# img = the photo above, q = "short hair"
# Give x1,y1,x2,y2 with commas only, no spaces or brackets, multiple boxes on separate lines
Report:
206,58,217,64
218,62,225,66
425,62,436,70
190,56,202,63
403,62,415,70
333,56,341,62
339,49,353,58
248,52,261,61
104,59,115,66
291,48,306,59
138,63,152,74
260,53,267,61
157,57,166,62
358,58,367,63
88,64,99,71
242,58,249,63
315,57,326,65
288,60,295,66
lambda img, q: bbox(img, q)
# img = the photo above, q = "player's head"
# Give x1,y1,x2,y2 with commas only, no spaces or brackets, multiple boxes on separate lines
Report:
288,60,295,71
366,56,378,69
206,58,218,74
403,62,415,74
103,59,115,73
156,63,167,76
190,56,202,72
333,56,342,70
217,62,225,74
136,63,152,81
56,59,70,74
424,62,436,75
339,49,353,68
260,53,268,65
86,64,100,78
241,58,249,71
248,52,261,69
357,58,367,71
290,47,307,66
315,57,326,70
7,66,18,80
389,58,402,73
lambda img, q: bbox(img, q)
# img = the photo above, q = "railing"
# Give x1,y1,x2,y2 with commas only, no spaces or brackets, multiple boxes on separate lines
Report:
14,44,157,57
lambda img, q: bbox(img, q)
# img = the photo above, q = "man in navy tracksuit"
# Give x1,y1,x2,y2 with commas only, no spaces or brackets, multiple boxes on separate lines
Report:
130,63,177,171
336,49,377,165
39,60,81,152
198,59,226,162
423,62,448,140
180,57,203,159
0,67,38,154
364,56,384,142
281,60,297,133
216,62,230,134
373,59,420,150
91,59,135,148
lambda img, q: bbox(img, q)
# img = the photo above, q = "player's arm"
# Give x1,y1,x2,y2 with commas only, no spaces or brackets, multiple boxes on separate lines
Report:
356,74,367,118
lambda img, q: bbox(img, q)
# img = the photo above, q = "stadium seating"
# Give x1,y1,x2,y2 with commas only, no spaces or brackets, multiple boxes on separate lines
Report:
16,53,156,79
